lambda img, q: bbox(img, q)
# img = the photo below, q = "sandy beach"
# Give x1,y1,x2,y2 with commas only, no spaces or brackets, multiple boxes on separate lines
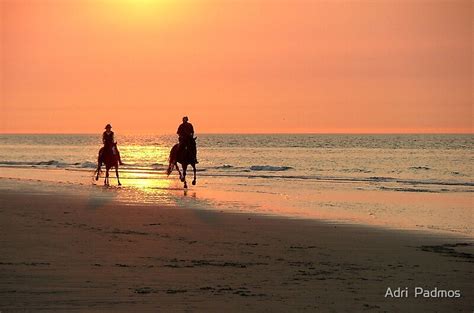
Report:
2,0,472,310
0,178,472,312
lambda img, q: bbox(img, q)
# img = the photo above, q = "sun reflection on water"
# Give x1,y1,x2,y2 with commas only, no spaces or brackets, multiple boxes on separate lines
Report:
119,145,170,169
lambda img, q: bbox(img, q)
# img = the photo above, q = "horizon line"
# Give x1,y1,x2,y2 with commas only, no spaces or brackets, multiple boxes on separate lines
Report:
1,132,472,135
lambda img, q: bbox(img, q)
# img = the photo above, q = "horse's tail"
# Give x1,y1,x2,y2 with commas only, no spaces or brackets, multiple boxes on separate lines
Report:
95,147,104,181
166,164,173,176
167,144,179,176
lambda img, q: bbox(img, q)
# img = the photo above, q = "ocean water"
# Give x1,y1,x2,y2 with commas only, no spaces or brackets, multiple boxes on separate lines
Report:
0,134,472,235
0,134,472,186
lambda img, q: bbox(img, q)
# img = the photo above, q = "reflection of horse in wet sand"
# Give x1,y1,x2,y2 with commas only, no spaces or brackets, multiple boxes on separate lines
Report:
95,144,121,186
167,138,197,189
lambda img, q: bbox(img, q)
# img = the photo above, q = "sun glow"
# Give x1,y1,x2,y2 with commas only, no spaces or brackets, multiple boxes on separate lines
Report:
101,0,188,27
118,0,174,13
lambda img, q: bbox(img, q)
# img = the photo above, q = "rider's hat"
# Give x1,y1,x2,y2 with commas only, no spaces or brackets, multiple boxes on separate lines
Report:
105,124,112,129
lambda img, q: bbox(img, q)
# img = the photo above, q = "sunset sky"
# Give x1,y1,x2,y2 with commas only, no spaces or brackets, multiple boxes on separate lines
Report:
1,0,472,134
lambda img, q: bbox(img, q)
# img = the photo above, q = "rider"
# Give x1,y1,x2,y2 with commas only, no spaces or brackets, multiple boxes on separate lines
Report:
101,124,124,165
177,116,198,163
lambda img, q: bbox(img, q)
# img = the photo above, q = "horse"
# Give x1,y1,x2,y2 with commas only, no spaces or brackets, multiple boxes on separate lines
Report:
167,138,197,189
95,144,121,186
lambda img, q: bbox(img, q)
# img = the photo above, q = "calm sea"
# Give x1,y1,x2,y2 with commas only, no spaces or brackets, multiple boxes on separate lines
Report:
0,134,472,188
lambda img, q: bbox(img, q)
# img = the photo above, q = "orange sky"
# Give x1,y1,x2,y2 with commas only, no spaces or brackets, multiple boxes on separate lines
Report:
1,0,472,134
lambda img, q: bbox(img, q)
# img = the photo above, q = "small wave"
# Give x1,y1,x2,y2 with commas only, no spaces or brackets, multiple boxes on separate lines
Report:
249,165,293,172
409,166,431,170
36,160,61,166
214,164,234,169
0,160,68,167
0,161,31,166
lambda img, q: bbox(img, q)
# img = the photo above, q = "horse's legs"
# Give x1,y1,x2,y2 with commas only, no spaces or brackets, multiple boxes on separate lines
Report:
182,164,188,188
174,163,182,180
180,164,186,182
192,164,197,185
115,165,121,186
96,158,102,181
104,167,109,186
96,164,101,181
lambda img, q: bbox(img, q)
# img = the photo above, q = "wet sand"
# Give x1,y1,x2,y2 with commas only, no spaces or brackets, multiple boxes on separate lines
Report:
0,180,473,312
1,167,472,237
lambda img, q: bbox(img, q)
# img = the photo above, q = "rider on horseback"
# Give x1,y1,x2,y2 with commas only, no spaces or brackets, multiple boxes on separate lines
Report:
101,124,124,165
177,116,198,164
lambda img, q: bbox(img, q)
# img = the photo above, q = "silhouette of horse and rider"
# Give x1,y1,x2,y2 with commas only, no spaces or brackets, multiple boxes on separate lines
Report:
95,117,198,188
95,124,123,186
167,116,198,189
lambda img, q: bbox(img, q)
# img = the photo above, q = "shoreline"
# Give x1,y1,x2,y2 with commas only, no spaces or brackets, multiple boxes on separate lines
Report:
0,178,473,312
